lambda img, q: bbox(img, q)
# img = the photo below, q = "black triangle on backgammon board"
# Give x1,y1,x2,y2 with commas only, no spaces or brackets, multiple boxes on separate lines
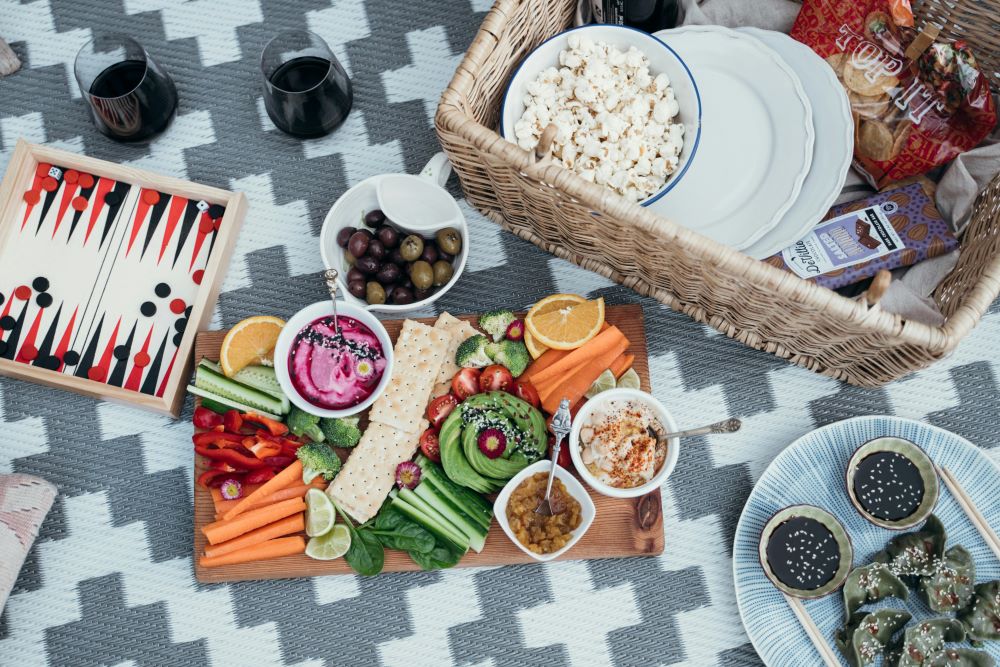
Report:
107,321,137,387
100,183,132,248
68,179,99,242
36,182,61,236
141,192,170,259
171,200,201,268
73,314,104,378
0,302,28,360
140,332,169,395
32,304,62,369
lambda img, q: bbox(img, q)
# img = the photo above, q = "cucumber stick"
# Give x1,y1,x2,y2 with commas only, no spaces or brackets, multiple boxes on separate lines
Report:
186,385,282,421
198,358,223,374
232,366,290,412
394,489,470,550
414,481,488,552
194,365,287,415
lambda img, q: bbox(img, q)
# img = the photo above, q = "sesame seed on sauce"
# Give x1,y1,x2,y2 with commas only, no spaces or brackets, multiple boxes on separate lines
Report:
765,516,842,590
852,451,925,522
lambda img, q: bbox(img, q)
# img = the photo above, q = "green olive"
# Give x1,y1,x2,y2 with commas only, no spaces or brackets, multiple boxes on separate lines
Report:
344,250,356,266
400,235,424,262
366,281,386,305
436,227,462,255
432,260,454,286
410,260,434,290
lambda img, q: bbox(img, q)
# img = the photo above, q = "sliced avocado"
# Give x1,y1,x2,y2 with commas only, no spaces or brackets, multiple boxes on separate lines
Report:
491,391,547,459
439,410,496,494
462,419,527,481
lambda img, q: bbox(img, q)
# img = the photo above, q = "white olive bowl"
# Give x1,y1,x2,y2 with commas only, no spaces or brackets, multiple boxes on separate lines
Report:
569,388,680,498
319,155,469,313
493,460,596,563
272,300,394,419
500,23,702,206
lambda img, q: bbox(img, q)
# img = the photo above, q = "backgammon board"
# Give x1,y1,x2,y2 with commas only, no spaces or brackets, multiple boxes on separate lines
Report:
0,140,246,416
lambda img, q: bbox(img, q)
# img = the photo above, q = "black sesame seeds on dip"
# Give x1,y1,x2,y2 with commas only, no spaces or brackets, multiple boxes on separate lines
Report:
765,516,842,591
852,451,924,521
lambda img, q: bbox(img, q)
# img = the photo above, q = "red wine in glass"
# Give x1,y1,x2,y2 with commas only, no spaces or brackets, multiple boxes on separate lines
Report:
261,31,353,138
75,35,177,142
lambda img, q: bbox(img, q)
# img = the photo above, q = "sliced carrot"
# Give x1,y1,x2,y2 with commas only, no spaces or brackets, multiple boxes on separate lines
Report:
200,535,306,568
522,324,609,382
214,480,325,519
610,353,634,379
222,460,303,521
203,497,307,545
529,326,626,387
204,514,305,559
211,484,262,514
540,335,629,413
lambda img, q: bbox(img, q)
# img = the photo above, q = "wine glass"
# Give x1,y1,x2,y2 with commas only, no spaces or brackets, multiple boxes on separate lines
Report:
74,34,178,142
260,30,353,138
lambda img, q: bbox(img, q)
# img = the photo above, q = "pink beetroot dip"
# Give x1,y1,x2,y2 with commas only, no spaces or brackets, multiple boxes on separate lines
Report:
288,315,386,410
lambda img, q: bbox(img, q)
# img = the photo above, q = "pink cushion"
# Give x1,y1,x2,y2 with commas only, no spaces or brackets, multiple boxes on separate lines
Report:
0,474,57,612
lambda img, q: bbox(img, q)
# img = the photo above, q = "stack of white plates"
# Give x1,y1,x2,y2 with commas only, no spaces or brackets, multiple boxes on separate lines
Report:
651,26,853,260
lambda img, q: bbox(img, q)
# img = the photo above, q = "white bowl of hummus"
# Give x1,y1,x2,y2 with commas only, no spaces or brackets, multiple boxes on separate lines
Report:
568,388,679,498
273,300,394,418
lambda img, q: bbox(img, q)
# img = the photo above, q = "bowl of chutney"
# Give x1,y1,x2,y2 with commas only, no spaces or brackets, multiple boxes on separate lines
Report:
846,436,939,530
758,505,853,599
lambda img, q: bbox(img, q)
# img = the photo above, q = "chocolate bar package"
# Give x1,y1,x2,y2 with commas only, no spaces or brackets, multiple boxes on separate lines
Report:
765,180,958,289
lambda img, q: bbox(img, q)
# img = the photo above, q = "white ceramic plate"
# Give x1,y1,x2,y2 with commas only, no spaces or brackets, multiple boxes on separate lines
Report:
737,28,854,260
650,26,814,250
733,416,1000,666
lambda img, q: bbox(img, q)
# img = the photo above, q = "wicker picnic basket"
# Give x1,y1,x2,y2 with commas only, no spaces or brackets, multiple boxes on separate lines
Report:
435,0,1000,387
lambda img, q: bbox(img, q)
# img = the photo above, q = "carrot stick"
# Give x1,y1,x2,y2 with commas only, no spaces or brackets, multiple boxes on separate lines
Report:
211,484,262,514
522,348,570,382
610,353,634,379
199,535,306,568
222,460,303,521
204,513,305,559
540,336,629,413
529,327,626,387
214,480,324,519
204,497,307,545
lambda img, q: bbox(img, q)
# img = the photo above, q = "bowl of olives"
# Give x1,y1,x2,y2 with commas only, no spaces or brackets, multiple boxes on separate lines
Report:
320,161,468,312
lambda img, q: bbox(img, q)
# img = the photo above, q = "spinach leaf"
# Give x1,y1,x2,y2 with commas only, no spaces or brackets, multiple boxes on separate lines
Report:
335,504,385,577
371,507,435,554
409,540,464,571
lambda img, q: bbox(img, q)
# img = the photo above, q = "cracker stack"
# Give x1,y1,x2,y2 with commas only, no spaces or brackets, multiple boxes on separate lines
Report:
431,312,478,399
327,317,457,523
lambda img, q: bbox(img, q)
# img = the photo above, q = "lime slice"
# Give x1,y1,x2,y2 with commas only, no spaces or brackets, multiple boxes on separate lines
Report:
617,368,640,390
585,369,617,399
305,524,351,560
305,488,336,537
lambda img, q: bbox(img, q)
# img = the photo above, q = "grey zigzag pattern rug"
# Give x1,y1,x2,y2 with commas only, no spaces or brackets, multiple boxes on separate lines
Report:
1,0,998,665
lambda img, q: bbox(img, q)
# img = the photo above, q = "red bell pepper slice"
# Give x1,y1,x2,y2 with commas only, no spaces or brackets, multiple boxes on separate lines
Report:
223,410,243,434
193,406,224,430
197,469,232,488
262,455,295,469
245,467,277,485
192,431,244,448
209,460,242,473
249,440,282,459
242,413,288,437
195,445,268,470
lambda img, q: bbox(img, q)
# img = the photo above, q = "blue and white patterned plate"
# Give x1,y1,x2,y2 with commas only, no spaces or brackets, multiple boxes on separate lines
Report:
734,416,1000,666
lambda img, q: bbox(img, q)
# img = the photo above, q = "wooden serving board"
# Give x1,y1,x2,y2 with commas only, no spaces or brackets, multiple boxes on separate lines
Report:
193,304,663,583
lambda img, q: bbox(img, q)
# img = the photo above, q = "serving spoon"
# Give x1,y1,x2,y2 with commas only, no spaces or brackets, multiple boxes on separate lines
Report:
648,417,742,442
536,398,572,516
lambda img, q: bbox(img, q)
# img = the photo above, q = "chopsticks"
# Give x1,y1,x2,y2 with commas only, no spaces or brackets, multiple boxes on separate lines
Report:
783,594,841,667
936,464,1000,561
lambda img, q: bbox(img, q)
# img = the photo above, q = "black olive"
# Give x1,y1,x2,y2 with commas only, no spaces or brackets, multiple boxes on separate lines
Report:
437,249,453,263
364,210,386,228
367,238,386,260
346,267,364,283
376,263,401,285
377,226,399,249
391,286,414,305
348,230,371,258
336,226,355,248
348,279,366,299
413,287,432,302
355,255,380,275
419,242,438,265
390,248,406,266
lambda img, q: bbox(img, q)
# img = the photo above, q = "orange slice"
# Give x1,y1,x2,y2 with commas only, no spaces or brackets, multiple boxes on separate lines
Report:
220,316,286,377
524,328,548,359
525,297,605,350
524,294,584,357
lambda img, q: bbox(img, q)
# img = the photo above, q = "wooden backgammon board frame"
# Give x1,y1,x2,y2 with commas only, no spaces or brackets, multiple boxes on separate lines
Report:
193,304,665,583
0,140,246,416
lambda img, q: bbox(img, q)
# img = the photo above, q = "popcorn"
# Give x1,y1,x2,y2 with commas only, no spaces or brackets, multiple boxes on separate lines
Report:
514,39,684,202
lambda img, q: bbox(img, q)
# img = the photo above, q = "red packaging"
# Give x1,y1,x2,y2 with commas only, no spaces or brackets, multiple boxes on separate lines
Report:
791,0,996,190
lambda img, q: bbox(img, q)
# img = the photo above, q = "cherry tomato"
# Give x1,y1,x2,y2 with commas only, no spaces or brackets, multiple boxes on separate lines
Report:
511,379,540,407
426,393,459,429
451,368,482,400
548,433,571,468
419,428,441,462
478,364,514,393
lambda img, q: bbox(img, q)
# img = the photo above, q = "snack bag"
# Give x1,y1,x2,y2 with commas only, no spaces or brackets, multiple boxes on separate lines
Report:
791,0,996,190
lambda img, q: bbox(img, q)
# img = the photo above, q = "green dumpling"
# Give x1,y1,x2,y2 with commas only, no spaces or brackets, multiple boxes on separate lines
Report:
923,648,996,667
920,545,975,613
959,580,1000,643
887,618,968,666
875,515,947,580
835,609,911,667
844,562,910,619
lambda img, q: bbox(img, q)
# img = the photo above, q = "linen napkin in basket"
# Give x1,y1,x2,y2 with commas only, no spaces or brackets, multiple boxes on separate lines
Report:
0,474,57,612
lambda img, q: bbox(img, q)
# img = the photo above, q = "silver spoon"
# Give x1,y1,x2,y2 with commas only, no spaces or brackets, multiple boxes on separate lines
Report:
323,268,342,336
536,398,572,516
647,417,742,442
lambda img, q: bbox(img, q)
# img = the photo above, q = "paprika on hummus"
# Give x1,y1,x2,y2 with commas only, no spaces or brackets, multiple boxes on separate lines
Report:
288,315,386,410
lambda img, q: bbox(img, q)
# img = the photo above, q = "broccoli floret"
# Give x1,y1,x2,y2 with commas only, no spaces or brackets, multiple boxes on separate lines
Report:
490,339,531,377
455,334,493,368
287,406,325,443
320,417,362,448
478,309,516,342
296,442,342,483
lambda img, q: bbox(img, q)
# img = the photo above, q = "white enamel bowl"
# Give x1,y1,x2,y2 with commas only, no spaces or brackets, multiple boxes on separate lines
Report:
500,24,702,207
493,460,597,562
568,388,679,498
272,300,394,418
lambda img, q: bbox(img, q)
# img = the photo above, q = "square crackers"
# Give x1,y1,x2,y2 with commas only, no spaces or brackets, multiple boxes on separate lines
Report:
433,312,479,386
367,319,450,434
326,420,428,523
